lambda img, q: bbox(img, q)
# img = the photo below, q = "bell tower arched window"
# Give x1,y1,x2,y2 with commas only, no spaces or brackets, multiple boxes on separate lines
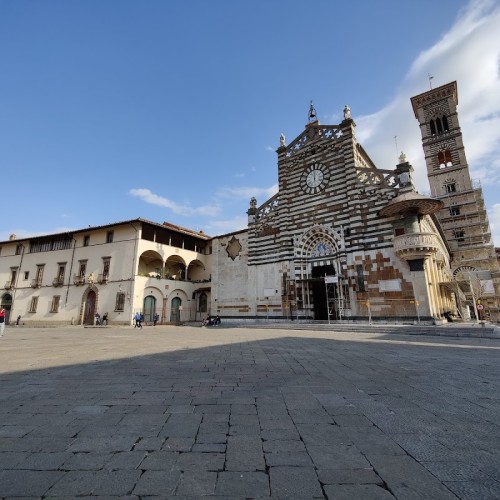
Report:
438,150,453,169
436,117,443,134
445,182,457,193
442,115,449,132
430,115,449,136
438,151,445,168
430,119,436,135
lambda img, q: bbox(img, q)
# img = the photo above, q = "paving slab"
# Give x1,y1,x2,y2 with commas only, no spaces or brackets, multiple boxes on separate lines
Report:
1,325,499,499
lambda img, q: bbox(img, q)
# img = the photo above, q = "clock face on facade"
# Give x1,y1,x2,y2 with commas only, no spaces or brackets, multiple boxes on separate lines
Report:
301,163,329,194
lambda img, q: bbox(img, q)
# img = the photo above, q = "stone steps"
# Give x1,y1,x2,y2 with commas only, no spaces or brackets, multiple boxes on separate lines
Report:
235,321,500,339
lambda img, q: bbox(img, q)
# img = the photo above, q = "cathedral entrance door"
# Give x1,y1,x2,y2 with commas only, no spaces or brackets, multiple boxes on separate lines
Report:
311,265,336,320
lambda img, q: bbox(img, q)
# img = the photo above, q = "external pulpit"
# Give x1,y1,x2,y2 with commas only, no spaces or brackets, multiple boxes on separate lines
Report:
379,170,444,319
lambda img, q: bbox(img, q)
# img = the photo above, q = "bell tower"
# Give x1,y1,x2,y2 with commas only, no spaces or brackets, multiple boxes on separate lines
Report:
410,81,499,321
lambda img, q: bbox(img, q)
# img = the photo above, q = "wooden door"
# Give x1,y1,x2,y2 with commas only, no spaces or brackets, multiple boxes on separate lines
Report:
170,297,181,323
84,290,96,325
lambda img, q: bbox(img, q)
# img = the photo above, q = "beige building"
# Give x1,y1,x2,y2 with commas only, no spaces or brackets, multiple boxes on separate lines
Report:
1,81,498,325
0,220,212,326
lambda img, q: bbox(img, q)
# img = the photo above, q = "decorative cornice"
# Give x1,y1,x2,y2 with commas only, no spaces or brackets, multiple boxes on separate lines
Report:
410,81,458,118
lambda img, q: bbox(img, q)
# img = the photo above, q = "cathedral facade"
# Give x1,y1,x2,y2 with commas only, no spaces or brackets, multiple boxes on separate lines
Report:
211,104,454,323
1,81,498,325
212,82,499,323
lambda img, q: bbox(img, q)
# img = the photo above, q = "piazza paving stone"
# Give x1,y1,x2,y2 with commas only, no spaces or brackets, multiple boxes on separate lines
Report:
215,471,270,497
316,467,384,485
0,469,64,497
175,470,218,495
269,466,324,498
323,483,396,499
1,325,500,499
45,469,142,496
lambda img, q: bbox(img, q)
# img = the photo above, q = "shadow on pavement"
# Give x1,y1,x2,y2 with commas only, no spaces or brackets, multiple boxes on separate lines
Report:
0,327,499,498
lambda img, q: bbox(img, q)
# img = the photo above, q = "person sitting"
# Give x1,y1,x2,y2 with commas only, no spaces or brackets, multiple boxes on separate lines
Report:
203,315,214,326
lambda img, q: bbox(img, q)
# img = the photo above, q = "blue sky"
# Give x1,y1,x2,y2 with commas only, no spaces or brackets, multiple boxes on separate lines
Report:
1,0,499,244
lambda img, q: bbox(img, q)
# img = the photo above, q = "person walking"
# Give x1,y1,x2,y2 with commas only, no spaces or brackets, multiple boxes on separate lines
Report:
0,307,6,337
134,312,142,329
153,313,159,326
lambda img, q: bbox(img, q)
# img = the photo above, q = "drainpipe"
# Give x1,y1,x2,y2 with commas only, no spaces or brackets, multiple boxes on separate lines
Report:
10,244,25,321
129,221,140,318
65,237,77,306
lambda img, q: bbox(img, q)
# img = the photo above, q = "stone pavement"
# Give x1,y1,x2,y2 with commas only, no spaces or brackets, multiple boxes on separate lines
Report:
0,325,499,499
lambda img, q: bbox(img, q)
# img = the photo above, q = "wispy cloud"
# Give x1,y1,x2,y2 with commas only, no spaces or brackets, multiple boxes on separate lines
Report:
489,203,500,245
204,215,248,235
216,184,279,202
129,188,221,217
358,0,500,193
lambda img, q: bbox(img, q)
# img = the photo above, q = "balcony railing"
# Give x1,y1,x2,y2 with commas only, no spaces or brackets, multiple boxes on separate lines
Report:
393,232,440,260
53,277,65,287
73,275,85,286
97,274,109,284
4,281,13,290
31,279,42,288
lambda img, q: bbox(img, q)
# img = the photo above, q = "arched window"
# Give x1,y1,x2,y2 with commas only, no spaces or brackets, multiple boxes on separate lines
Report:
444,150,452,166
438,151,446,168
435,117,443,134
445,182,456,193
430,119,436,135
115,292,125,311
438,150,453,169
442,115,449,132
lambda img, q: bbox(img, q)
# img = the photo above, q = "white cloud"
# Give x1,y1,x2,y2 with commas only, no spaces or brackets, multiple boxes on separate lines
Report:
489,203,500,245
204,215,248,235
359,0,500,195
129,188,221,217
217,184,279,203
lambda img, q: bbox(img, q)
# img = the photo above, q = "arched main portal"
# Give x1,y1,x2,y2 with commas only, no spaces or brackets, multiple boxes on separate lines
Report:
311,264,336,320
294,226,347,320
83,290,97,325
143,295,157,323
170,297,181,323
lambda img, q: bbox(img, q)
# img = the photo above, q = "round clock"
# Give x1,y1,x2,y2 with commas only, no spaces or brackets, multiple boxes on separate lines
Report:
301,163,329,194
307,169,324,188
